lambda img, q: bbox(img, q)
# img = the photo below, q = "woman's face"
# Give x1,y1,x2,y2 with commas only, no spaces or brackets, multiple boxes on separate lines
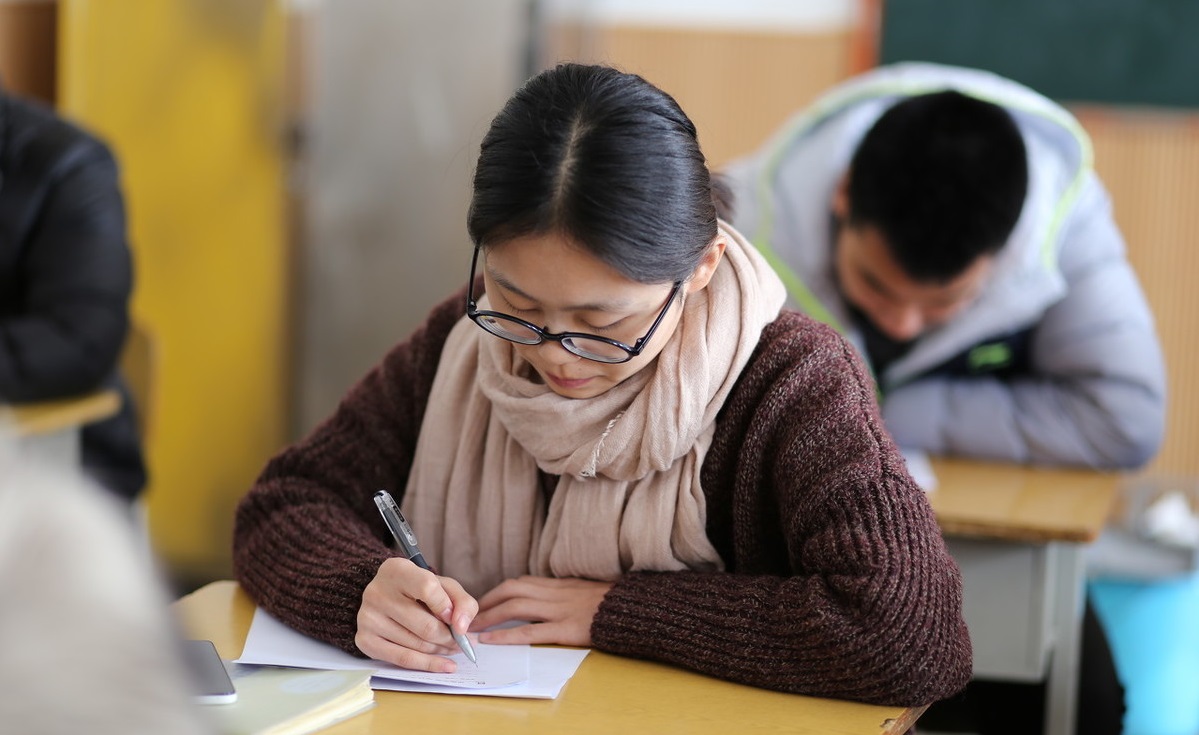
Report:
480,231,719,399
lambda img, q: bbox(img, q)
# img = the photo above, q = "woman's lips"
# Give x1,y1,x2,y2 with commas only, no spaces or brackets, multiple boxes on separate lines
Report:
546,372,593,390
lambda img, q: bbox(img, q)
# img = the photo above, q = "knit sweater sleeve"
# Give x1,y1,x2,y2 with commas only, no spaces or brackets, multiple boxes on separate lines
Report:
231,289,467,654
591,313,972,707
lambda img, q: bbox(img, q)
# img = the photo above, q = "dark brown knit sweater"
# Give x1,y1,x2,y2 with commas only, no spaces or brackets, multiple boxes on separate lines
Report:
233,287,972,707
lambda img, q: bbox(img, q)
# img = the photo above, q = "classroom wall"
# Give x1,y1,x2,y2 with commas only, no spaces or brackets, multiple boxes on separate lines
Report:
291,0,531,432
1080,109,1199,478
0,0,56,103
58,0,290,582
536,0,870,168
291,0,869,435
880,0,1199,110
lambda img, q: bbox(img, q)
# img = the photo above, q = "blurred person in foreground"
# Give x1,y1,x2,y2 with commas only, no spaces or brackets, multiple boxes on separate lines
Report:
0,85,146,504
725,61,1167,735
0,437,211,734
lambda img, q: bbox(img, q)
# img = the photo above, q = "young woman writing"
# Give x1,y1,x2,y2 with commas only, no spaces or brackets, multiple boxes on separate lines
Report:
233,63,971,707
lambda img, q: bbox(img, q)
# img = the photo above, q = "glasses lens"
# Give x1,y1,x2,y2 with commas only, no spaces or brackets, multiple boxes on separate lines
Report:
475,314,542,345
562,337,631,363
471,311,633,363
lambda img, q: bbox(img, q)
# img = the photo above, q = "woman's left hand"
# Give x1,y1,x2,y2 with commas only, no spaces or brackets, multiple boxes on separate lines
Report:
471,576,612,647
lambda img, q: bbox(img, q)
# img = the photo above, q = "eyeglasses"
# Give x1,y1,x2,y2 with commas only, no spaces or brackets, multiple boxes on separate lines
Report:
466,246,682,364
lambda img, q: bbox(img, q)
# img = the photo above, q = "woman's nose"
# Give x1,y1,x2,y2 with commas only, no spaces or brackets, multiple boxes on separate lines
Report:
536,337,581,365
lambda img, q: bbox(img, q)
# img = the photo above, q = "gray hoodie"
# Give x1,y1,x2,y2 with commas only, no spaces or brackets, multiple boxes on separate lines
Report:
726,62,1165,469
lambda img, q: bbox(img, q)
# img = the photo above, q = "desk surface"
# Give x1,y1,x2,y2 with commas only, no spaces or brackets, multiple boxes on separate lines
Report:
927,458,1120,543
2,390,121,437
175,581,924,735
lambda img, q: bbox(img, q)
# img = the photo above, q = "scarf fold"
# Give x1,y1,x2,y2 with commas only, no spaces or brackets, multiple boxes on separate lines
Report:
402,224,786,596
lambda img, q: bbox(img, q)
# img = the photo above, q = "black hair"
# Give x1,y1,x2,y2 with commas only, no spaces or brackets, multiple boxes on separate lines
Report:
467,63,727,284
845,90,1028,282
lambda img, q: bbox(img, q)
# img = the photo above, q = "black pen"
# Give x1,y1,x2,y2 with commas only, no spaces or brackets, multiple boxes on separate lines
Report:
373,489,478,664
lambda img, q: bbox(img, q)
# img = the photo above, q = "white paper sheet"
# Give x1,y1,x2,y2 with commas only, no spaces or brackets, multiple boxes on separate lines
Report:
369,647,590,699
236,607,588,698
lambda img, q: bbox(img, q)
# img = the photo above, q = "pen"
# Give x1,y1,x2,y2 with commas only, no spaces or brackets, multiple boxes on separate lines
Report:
373,489,478,664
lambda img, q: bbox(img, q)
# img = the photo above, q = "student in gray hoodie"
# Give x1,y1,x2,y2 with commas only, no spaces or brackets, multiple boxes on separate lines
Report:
726,61,1164,735
726,62,1165,471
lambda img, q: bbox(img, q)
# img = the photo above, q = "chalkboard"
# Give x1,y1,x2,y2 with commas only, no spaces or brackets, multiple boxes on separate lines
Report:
880,0,1199,109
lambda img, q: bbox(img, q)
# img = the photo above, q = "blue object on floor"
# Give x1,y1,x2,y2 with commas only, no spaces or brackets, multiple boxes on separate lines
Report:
1089,571,1199,735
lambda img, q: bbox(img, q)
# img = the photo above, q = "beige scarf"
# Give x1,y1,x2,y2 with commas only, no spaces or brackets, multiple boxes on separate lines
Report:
401,224,786,597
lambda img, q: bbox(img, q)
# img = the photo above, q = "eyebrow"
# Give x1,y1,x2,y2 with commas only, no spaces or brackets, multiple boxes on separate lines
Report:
859,263,975,306
858,266,898,301
930,289,974,307
485,266,636,313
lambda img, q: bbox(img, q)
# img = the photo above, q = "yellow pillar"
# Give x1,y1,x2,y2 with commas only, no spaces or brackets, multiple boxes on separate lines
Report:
58,0,289,581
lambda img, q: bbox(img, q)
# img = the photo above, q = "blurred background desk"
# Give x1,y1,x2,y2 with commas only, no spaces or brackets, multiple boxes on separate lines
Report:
928,458,1119,735
175,581,926,735
2,390,121,465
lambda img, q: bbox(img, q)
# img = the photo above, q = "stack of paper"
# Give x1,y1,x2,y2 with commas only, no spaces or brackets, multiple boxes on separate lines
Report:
205,664,375,735
238,608,589,699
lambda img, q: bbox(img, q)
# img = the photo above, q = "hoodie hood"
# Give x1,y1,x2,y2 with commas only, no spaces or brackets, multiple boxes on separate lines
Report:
726,62,1093,387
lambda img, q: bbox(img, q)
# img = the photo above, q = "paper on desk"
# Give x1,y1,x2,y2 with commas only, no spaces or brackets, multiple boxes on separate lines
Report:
370,646,589,699
237,607,588,698
238,607,527,689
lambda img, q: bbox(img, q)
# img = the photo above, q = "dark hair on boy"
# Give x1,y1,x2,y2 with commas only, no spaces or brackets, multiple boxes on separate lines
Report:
845,90,1028,283
468,63,728,285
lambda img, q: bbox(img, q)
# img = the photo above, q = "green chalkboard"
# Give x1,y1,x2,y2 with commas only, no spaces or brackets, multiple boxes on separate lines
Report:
880,0,1199,109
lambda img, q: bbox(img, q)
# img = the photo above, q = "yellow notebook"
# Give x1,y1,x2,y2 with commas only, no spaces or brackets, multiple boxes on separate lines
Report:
206,664,375,735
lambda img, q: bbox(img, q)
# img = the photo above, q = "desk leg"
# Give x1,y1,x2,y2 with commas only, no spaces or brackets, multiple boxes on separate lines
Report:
1045,542,1085,735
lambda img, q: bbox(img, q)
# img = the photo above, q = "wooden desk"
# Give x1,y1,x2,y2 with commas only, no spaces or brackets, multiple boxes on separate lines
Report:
175,581,925,735
927,459,1119,735
2,389,121,464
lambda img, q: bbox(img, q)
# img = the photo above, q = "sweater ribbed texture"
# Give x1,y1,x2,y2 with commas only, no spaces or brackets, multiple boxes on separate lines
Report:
233,287,972,707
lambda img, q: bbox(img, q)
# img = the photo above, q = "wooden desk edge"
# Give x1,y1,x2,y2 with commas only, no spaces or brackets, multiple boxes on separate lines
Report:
177,578,240,605
928,459,1120,544
176,581,927,735
3,389,121,437
936,519,1100,544
883,704,928,734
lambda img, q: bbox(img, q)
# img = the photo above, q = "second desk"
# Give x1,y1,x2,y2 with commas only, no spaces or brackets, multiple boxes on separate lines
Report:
928,458,1118,735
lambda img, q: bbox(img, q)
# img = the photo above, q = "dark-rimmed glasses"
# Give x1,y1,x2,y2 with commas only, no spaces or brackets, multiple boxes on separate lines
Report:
466,246,681,364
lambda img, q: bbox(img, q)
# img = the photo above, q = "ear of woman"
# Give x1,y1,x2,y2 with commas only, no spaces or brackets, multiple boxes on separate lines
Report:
684,236,728,295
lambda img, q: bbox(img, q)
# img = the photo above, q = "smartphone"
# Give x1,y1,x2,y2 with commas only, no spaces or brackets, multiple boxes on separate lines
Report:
183,639,237,705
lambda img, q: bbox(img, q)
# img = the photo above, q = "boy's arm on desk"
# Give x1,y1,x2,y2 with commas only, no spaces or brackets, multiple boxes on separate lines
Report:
882,188,1165,471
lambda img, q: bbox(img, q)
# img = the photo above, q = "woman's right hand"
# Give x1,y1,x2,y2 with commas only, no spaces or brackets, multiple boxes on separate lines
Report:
355,557,478,672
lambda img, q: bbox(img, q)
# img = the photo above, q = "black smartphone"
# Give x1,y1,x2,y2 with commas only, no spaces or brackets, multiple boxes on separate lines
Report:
183,639,237,704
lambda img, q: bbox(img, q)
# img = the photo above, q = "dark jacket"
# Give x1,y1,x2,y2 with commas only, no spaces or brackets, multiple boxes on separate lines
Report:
233,286,972,707
0,91,146,501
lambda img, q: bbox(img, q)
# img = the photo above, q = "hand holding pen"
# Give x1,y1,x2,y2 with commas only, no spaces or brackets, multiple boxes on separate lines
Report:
371,489,478,666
